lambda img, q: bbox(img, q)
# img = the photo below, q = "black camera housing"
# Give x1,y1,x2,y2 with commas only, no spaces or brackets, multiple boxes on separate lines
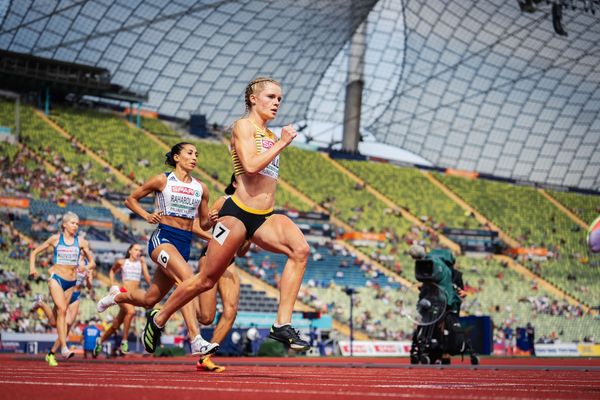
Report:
414,259,436,282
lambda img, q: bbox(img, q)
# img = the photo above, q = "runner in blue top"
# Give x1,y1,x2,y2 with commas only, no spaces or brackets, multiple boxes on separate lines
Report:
32,260,93,358
30,211,95,366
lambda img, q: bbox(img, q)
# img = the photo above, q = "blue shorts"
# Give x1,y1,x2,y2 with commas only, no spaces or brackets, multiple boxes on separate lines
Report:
50,273,77,291
70,291,81,304
148,224,193,262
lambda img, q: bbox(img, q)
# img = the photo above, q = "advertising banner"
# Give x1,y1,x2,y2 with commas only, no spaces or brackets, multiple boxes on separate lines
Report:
338,340,412,356
535,343,579,357
0,196,30,208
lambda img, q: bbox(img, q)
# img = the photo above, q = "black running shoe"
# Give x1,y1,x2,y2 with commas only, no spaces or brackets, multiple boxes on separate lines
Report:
268,324,310,351
143,309,163,353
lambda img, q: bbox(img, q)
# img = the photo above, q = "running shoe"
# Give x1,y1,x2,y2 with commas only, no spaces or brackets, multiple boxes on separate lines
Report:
190,334,219,356
121,341,129,354
196,355,225,373
142,309,163,353
268,324,310,351
45,353,58,367
93,338,102,357
96,286,120,313
61,346,75,359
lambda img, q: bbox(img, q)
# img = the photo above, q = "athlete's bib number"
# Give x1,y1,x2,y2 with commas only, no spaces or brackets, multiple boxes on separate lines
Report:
157,250,170,268
213,222,230,246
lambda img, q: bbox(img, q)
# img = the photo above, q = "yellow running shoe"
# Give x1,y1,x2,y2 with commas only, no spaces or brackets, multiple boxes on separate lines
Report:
45,353,58,367
121,341,128,354
196,355,225,373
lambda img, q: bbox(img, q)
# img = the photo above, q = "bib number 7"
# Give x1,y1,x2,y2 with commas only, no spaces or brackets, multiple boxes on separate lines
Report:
212,222,230,246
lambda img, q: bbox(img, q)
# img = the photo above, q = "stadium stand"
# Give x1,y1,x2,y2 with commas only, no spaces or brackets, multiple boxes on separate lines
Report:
339,159,482,230
547,190,599,226
0,101,598,345
0,101,128,194
436,172,600,309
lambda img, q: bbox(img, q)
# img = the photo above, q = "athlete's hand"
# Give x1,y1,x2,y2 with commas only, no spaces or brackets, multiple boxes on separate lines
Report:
146,211,163,224
280,125,297,145
208,209,219,226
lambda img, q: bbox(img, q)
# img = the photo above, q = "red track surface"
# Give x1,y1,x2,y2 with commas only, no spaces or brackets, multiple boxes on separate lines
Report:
0,354,598,400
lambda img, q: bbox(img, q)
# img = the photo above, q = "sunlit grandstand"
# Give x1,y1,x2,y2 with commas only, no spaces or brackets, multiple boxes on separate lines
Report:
0,0,598,381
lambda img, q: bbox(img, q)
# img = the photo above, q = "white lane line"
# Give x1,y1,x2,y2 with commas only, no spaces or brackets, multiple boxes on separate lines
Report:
0,379,591,399
0,379,438,399
0,370,593,387
0,376,595,394
0,366,591,380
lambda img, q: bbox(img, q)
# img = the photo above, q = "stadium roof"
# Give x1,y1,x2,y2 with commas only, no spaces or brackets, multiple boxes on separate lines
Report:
0,0,598,190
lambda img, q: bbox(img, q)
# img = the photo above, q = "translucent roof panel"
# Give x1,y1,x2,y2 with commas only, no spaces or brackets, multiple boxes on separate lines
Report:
0,0,377,123
366,0,600,190
1,0,599,190
308,0,406,129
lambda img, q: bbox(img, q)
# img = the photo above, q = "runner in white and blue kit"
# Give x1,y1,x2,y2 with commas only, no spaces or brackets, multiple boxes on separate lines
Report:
97,142,219,356
94,243,151,355
32,261,92,339
30,211,95,366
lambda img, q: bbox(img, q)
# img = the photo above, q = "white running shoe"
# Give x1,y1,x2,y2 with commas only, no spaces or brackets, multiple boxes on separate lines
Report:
190,335,219,356
61,346,74,359
96,286,120,313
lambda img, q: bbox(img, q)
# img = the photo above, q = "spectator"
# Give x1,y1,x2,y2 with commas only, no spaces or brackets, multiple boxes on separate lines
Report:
82,319,102,359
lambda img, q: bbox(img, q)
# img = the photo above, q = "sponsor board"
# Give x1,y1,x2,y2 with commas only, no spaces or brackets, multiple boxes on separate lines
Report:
338,340,412,357
577,343,600,357
535,343,579,357
0,196,29,208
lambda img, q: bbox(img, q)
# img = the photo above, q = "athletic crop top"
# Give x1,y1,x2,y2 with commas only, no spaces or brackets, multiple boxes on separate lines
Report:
231,120,279,180
155,172,203,219
53,234,80,267
121,259,142,282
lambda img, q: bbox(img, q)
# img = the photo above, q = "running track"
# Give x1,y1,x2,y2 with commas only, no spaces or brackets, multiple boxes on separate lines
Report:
0,354,598,399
